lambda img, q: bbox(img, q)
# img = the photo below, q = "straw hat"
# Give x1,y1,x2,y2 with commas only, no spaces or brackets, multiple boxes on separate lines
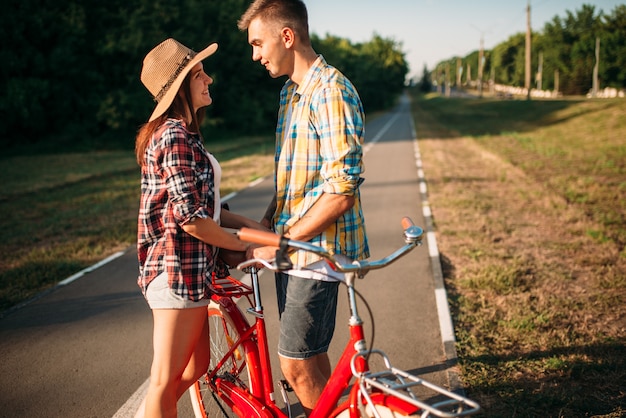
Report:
141,38,218,122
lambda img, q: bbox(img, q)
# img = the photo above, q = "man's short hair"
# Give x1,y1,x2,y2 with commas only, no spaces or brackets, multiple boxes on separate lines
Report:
238,0,310,43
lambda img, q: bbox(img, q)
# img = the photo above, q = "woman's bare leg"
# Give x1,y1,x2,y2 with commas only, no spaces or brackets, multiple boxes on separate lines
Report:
140,306,209,418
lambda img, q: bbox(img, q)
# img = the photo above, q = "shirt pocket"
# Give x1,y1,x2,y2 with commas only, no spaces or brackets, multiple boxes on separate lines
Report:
193,148,215,212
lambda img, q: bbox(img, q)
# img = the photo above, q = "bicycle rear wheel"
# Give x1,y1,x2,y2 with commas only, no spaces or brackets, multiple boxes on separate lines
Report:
190,300,251,418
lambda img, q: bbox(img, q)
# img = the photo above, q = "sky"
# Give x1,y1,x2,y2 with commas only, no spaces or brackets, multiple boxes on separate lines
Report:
305,0,623,80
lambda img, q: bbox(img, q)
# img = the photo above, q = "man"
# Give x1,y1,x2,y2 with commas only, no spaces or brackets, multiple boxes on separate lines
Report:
239,0,369,415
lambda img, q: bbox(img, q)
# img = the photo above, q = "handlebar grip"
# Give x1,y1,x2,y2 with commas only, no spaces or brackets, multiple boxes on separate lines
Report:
401,217,414,229
238,228,282,247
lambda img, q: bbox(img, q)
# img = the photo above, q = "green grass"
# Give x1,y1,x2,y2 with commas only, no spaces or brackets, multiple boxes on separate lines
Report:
411,90,626,417
418,94,626,251
0,135,274,313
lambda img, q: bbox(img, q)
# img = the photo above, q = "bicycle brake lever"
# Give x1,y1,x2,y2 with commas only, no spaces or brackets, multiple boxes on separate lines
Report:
275,241,293,270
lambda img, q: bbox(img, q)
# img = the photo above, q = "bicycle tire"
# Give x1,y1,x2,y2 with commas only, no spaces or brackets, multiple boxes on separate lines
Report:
190,300,251,418
332,394,420,417
333,405,418,417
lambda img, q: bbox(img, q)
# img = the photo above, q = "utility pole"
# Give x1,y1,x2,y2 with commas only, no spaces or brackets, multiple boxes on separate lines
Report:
456,57,462,86
471,24,487,98
478,34,484,97
525,0,532,100
445,62,451,97
536,52,543,91
592,36,600,97
437,66,443,94
554,69,559,96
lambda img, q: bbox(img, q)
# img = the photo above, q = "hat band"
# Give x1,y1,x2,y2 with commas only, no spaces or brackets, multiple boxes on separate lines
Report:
154,51,197,103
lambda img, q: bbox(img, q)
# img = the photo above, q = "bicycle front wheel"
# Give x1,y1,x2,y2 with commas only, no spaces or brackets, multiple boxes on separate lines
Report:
334,404,418,417
333,394,420,417
190,299,251,418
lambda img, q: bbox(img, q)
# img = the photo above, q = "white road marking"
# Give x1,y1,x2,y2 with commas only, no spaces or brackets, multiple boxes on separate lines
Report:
409,107,457,346
58,251,125,286
111,378,149,418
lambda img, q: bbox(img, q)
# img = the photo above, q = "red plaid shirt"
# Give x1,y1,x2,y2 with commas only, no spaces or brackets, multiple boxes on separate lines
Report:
137,119,224,301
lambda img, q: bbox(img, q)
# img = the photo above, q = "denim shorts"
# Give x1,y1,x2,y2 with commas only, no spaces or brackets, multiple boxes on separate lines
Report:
275,272,340,359
145,271,212,310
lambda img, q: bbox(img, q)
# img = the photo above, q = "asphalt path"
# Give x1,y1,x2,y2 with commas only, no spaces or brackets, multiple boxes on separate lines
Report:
0,93,457,417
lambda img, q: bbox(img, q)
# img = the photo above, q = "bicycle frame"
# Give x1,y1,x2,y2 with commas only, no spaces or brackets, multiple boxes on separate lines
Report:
203,271,380,418
204,270,432,418
194,217,480,417
203,269,424,417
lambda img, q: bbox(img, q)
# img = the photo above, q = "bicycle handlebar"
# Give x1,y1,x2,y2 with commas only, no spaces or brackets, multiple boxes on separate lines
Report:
401,216,414,230
237,216,424,275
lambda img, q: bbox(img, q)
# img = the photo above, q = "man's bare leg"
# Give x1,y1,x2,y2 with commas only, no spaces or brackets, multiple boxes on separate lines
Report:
280,353,332,416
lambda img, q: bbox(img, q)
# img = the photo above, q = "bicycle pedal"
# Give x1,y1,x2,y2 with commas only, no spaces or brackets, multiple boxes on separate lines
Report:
280,379,294,392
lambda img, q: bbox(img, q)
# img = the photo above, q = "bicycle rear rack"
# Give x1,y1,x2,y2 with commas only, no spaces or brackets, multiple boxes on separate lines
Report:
210,274,253,297
352,350,481,418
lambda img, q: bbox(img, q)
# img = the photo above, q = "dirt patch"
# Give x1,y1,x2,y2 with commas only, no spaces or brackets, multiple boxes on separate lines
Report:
418,133,625,416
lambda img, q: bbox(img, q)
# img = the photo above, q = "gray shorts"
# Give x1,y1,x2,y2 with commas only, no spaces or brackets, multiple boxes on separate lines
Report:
145,271,212,309
275,272,339,359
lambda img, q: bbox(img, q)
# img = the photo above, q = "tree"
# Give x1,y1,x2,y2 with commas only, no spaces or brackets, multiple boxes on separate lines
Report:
0,1,410,151
313,33,409,112
431,3,626,96
600,5,626,89
419,64,432,93
485,32,533,87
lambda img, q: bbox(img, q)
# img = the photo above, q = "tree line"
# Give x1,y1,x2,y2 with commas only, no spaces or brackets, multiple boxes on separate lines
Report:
430,4,626,96
1,0,408,152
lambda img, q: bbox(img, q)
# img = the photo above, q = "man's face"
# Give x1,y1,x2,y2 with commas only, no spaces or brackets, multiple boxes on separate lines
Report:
247,17,290,78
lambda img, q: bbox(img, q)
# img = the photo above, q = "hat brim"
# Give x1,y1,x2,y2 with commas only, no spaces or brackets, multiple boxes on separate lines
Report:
148,42,218,122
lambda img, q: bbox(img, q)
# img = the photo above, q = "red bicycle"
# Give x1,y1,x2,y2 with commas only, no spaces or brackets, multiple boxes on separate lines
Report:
189,217,480,417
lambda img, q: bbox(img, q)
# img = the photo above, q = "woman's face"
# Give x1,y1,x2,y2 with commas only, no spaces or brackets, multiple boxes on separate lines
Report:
188,62,213,112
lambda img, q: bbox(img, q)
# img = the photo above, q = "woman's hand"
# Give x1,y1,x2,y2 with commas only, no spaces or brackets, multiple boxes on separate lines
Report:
219,248,248,268
260,217,272,230
245,244,278,265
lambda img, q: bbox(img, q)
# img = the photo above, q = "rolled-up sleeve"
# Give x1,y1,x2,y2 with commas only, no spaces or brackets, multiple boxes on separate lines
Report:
315,87,365,196
160,127,211,224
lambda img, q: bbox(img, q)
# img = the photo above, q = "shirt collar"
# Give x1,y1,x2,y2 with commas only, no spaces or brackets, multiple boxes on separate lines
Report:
289,55,326,96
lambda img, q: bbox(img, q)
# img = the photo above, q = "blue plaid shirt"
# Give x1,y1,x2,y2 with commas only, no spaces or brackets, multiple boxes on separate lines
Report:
273,55,369,265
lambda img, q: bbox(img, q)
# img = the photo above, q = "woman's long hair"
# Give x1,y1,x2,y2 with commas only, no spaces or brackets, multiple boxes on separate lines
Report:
135,73,206,166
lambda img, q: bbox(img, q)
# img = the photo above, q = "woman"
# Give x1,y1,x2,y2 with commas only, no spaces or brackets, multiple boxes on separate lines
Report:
134,38,264,418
